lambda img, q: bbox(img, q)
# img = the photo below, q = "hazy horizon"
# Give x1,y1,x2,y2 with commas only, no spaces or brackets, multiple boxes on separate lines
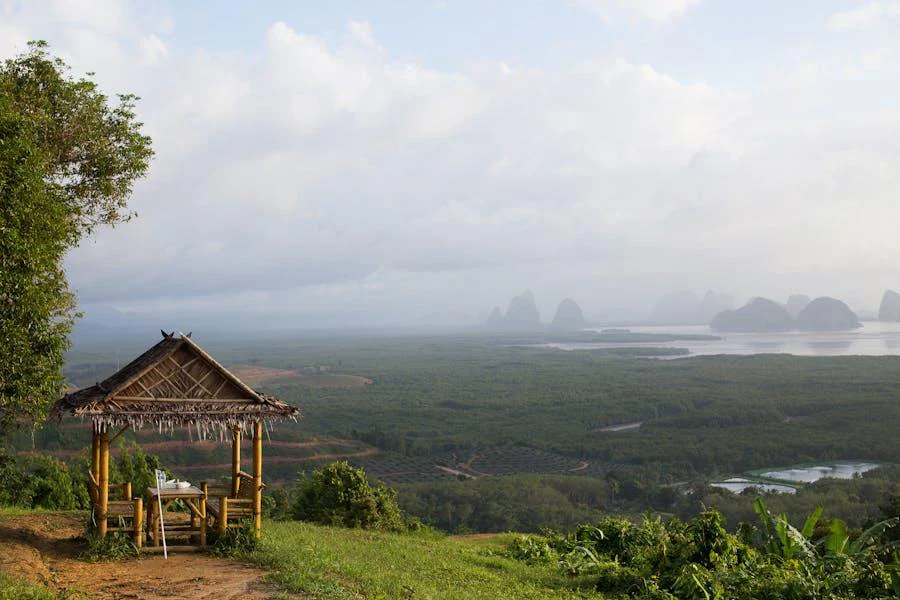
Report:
4,1,900,330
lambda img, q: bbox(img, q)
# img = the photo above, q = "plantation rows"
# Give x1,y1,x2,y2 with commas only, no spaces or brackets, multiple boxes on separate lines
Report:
351,455,455,484
348,446,627,484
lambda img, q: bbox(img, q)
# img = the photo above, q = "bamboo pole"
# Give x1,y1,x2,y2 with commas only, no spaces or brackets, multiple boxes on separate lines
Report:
98,430,110,538
133,497,143,549
199,494,207,546
90,429,100,483
252,420,262,538
151,497,159,547
231,426,241,497
123,481,132,500
89,429,100,504
219,497,228,536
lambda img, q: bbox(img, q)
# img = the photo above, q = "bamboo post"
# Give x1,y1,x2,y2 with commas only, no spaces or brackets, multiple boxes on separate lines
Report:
98,429,110,538
133,497,143,549
231,426,241,497
123,481,132,500
90,429,100,485
219,497,228,536
199,494,207,546
252,420,263,538
151,497,159,547
89,429,100,504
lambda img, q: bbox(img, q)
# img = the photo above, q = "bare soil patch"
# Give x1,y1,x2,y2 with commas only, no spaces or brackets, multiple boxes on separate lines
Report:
0,511,294,599
230,365,372,389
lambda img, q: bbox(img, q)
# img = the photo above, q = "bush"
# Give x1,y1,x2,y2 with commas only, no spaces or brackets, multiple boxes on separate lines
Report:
111,445,165,497
509,508,900,598
0,446,169,512
291,461,406,532
78,531,137,562
209,523,259,557
0,452,88,509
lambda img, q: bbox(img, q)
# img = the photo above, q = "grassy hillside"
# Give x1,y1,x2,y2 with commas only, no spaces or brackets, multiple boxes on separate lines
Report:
251,521,593,599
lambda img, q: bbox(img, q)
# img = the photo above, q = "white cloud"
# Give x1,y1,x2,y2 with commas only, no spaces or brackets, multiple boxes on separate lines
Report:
577,0,701,23
138,34,167,65
827,1,900,31
4,1,900,323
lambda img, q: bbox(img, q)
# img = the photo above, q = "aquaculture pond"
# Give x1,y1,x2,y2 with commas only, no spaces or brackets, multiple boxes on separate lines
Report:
710,477,796,494
755,461,880,484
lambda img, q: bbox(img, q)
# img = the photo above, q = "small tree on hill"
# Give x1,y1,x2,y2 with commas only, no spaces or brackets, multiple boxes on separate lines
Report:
292,461,406,532
0,41,153,433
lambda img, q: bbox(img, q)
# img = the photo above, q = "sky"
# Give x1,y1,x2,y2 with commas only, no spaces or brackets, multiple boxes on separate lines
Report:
3,0,900,327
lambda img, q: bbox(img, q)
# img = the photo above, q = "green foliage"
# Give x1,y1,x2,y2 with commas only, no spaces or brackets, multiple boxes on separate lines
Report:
291,461,406,532
78,531,137,562
511,508,900,599
400,473,606,533
0,446,165,511
110,444,164,497
0,41,152,432
753,498,817,560
508,534,558,563
208,523,259,557
0,452,88,509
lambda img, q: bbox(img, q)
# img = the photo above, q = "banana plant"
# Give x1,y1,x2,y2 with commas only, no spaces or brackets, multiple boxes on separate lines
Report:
753,498,820,561
826,516,899,557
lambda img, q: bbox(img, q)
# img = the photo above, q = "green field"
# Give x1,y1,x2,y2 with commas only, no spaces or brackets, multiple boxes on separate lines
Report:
17,331,899,532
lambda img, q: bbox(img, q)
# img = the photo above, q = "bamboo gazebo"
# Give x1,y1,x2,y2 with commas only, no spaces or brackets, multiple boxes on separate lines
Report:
50,331,299,546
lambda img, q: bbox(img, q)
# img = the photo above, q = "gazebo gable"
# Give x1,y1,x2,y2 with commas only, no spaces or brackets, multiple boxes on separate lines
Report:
109,333,260,404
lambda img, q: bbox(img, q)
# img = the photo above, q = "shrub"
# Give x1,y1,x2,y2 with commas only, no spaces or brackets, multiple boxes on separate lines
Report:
78,531,138,562
209,523,259,557
0,452,88,509
291,461,406,532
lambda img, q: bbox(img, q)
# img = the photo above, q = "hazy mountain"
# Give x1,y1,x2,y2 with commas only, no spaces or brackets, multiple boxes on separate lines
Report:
785,294,811,318
650,290,732,324
485,306,505,328
710,297,793,332
551,298,586,330
795,297,861,331
878,290,900,322
505,290,541,329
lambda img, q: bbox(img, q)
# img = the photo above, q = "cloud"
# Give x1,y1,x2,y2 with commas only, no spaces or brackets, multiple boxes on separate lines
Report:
4,1,900,323
576,0,702,23
827,1,900,31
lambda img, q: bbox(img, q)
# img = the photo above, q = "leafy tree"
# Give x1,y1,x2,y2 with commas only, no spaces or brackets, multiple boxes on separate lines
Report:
0,41,152,431
292,461,406,532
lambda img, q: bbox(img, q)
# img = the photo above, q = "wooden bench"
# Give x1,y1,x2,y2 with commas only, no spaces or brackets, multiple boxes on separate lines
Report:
202,472,263,535
88,477,144,548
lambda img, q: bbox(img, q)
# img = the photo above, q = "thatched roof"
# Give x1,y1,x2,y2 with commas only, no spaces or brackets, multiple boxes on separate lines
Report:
50,332,299,434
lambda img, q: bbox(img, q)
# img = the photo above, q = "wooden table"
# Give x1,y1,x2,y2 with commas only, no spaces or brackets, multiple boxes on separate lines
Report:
147,486,207,546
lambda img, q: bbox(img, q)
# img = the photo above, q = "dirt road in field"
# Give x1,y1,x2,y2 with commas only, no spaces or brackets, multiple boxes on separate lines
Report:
0,512,296,599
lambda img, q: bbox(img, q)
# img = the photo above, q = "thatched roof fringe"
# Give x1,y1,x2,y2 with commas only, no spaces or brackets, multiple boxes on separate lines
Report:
83,413,295,440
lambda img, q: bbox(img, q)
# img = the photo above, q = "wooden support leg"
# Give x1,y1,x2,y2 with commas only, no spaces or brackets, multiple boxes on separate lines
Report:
232,426,241,497
219,497,228,537
151,497,160,547
90,430,100,497
98,430,110,538
199,495,207,546
252,420,263,539
133,498,143,549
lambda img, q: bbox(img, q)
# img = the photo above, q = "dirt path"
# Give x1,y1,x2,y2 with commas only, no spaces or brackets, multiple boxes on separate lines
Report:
0,512,294,599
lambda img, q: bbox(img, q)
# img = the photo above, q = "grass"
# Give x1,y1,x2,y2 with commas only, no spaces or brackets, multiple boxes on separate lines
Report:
250,520,595,599
0,574,86,600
